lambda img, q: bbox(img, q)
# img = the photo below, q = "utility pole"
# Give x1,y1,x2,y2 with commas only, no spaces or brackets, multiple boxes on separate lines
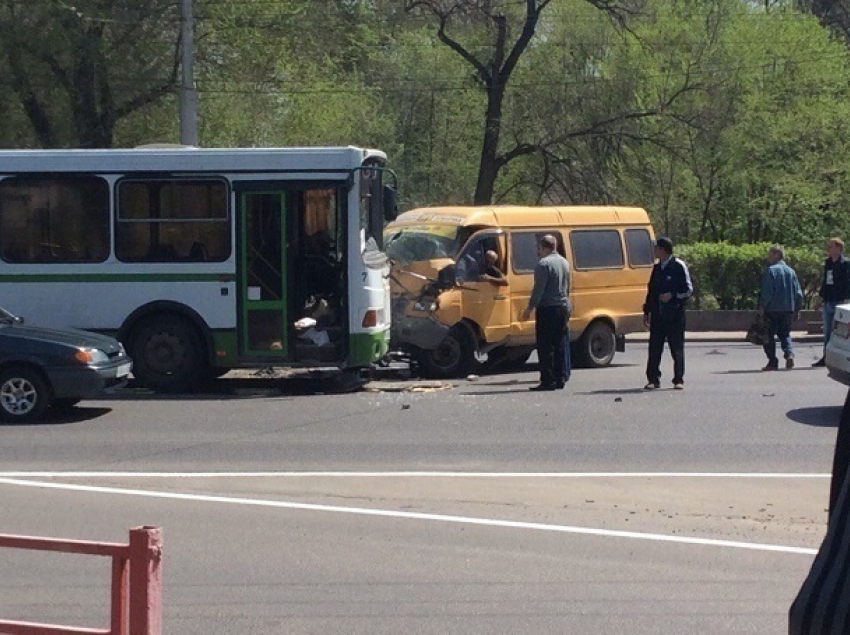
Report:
180,0,198,146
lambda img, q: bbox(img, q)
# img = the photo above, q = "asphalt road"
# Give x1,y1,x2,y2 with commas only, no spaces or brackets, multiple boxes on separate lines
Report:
0,339,846,634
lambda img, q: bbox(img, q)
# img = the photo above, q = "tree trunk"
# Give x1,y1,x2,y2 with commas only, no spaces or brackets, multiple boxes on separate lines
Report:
474,86,505,204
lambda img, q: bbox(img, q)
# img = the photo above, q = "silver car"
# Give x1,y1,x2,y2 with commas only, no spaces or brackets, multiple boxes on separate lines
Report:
826,303,850,385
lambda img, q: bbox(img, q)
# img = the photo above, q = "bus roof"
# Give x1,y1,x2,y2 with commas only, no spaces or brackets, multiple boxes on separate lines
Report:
391,205,651,228
0,146,386,174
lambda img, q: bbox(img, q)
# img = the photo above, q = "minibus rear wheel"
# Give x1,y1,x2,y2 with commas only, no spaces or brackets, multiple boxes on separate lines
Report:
578,321,616,368
417,326,474,378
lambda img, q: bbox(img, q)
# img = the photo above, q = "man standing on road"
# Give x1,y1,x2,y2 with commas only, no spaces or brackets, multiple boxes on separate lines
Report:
759,244,804,371
643,236,693,390
813,237,850,367
520,235,571,392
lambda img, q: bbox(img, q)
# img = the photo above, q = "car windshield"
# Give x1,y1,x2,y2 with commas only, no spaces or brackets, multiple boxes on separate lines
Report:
384,224,463,266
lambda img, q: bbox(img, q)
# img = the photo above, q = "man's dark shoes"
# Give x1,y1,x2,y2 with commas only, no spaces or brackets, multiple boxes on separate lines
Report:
812,358,826,367
530,383,557,392
762,363,778,371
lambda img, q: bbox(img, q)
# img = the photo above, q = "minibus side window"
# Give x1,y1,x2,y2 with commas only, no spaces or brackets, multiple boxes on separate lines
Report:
624,228,654,267
510,230,564,273
570,230,624,270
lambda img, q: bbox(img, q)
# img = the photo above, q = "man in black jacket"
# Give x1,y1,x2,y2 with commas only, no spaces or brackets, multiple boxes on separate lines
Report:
643,237,693,390
813,237,850,367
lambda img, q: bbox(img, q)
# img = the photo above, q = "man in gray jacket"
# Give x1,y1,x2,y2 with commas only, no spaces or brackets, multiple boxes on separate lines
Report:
520,235,571,391
759,244,804,371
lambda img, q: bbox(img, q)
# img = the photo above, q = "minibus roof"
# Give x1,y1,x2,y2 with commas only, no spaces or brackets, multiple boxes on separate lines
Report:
391,205,651,228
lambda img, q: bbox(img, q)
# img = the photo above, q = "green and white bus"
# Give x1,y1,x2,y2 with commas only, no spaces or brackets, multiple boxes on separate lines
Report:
0,146,397,391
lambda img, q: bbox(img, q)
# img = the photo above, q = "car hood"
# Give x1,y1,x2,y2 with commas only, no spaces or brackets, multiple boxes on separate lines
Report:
0,324,123,353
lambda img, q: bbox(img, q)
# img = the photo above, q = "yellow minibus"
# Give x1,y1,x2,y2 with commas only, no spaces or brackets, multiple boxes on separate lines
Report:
384,205,655,377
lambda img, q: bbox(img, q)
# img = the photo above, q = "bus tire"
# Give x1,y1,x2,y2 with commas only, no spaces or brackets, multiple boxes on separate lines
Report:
129,316,205,393
578,321,616,368
417,326,474,379
0,366,50,423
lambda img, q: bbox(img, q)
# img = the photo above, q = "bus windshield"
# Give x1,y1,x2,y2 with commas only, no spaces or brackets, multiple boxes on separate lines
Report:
384,224,463,265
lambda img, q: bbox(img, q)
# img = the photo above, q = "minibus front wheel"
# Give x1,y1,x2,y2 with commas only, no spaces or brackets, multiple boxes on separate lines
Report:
578,321,616,368
416,326,474,379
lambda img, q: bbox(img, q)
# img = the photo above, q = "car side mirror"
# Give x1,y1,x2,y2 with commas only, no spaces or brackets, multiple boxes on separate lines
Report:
437,264,457,289
383,185,398,222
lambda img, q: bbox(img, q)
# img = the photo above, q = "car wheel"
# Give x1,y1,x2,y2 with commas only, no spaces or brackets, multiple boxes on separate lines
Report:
417,326,475,379
579,321,616,368
0,367,50,423
129,316,205,393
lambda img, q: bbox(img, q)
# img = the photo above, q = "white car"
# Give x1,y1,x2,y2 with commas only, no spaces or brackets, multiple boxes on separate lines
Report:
826,302,850,385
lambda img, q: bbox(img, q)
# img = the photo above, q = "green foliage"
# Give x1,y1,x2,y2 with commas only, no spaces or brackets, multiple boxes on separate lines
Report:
3,0,850,255
678,242,822,310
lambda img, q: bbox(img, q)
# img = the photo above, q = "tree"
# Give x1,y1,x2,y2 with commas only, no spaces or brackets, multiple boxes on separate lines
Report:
0,0,180,147
798,0,850,40
404,0,708,204
405,0,556,203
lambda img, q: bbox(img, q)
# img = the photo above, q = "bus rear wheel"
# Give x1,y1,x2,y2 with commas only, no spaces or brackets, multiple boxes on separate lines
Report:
129,316,205,392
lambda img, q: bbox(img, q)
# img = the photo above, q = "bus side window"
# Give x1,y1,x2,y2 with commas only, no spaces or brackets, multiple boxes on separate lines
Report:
188,242,208,261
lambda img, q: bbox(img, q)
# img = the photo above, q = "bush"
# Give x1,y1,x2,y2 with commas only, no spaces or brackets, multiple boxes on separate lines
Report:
677,242,822,310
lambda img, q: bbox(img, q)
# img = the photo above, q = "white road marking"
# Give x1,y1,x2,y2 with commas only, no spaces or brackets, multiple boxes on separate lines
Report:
0,477,819,556
0,471,831,478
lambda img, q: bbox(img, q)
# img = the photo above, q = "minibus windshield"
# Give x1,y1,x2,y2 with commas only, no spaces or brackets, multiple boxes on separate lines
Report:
384,224,463,265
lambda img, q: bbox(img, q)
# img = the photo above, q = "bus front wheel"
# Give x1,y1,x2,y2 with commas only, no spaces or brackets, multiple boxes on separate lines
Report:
129,316,205,392
578,321,616,368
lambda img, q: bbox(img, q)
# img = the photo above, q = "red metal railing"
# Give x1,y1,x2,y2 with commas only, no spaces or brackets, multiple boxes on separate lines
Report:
0,526,162,635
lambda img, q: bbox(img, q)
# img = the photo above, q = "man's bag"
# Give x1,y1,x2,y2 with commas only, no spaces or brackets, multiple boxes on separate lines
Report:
746,314,769,345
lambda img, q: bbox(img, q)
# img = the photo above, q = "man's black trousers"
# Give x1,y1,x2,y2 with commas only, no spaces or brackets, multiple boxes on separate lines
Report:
646,310,686,385
535,306,567,388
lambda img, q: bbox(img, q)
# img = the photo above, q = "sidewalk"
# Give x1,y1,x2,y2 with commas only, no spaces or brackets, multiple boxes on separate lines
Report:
628,331,823,344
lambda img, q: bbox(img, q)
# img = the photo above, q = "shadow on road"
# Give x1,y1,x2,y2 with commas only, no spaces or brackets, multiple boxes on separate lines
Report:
576,388,648,395
459,388,561,396
786,405,842,428
716,367,822,375
94,375,352,403
0,406,113,427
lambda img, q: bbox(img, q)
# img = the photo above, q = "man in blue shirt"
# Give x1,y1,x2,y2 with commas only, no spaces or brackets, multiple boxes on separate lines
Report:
520,235,571,391
759,244,804,371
